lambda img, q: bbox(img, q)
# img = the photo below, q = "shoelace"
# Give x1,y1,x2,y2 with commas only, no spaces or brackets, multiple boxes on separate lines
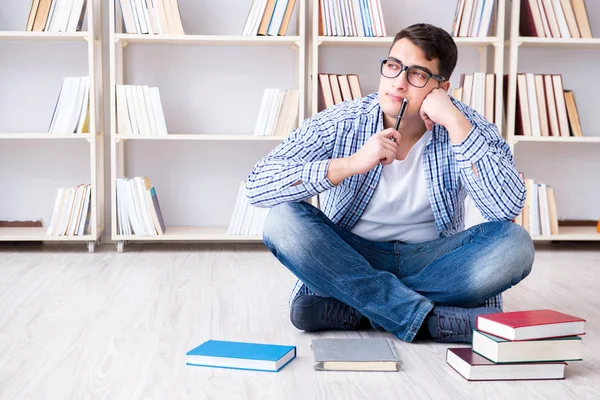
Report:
437,313,471,341
322,301,358,328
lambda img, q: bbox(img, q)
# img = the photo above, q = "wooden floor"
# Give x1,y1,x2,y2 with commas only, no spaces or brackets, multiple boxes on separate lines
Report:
0,241,599,399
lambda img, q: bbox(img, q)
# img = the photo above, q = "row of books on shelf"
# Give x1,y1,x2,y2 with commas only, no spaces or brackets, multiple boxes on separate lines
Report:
318,0,387,37
116,177,166,235
516,73,582,137
446,309,585,381
452,72,496,124
254,89,300,136
242,0,298,36
520,0,592,38
116,85,168,136
118,0,185,35
26,0,87,33
47,184,92,236
318,73,363,111
450,0,496,38
227,181,269,235
49,76,90,134
515,177,559,236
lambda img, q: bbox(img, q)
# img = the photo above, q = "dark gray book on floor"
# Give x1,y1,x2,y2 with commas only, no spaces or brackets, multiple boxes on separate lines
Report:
311,338,401,371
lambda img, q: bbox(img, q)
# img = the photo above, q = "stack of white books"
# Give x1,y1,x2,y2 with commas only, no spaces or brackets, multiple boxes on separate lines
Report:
116,177,166,236
116,85,168,136
117,0,185,35
46,184,92,236
49,77,90,134
242,0,298,36
253,89,299,136
26,0,87,33
228,181,270,236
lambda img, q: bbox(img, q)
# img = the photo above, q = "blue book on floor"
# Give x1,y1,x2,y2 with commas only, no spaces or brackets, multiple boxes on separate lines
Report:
186,340,296,372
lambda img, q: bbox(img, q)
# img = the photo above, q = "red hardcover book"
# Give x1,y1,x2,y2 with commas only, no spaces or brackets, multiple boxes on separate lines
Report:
446,348,566,381
476,309,586,341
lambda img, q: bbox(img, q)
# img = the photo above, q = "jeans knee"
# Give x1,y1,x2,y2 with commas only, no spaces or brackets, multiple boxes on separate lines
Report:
500,222,535,281
262,202,310,252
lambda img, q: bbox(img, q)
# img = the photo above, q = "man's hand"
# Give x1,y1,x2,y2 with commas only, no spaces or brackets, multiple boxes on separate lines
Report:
419,88,457,131
348,128,401,175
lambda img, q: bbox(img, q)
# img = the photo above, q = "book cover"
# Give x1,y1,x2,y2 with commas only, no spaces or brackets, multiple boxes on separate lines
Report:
446,347,566,381
476,309,586,341
311,338,401,372
186,340,296,372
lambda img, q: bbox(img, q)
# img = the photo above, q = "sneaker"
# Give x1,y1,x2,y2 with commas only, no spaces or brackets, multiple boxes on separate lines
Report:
427,306,500,343
290,294,367,332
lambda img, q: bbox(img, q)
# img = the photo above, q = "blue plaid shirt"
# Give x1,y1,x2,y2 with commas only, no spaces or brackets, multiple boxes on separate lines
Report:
247,92,526,311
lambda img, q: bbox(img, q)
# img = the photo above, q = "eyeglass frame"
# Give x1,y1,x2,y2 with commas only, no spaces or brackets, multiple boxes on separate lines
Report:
379,57,447,88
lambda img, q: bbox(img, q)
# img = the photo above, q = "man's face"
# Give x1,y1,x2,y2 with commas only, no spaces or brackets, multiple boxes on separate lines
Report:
378,38,449,125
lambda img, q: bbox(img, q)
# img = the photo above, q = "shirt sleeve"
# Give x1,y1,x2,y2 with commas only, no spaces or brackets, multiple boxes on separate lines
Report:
450,101,527,221
245,111,338,208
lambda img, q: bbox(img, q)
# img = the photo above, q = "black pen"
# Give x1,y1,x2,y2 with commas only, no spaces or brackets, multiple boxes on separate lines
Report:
391,98,408,142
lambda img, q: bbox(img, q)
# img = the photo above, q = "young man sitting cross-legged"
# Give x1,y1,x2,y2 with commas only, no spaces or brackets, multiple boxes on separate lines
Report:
246,23,534,343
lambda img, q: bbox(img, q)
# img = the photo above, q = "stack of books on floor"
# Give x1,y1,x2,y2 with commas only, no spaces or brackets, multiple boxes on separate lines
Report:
515,177,559,236
26,0,87,32
447,309,586,381
318,0,387,37
520,0,592,38
450,0,495,37
116,177,166,236
46,184,92,236
49,77,90,134
515,73,582,137
116,85,168,136
452,72,496,123
318,73,363,111
117,0,185,34
253,89,300,136
227,181,269,236
242,0,298,36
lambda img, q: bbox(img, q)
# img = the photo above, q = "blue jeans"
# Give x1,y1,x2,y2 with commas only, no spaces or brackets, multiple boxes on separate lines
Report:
262,201,535,342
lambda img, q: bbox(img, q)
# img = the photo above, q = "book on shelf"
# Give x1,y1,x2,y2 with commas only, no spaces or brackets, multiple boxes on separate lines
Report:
116,177,166,236
46,184,92,236
117,0,185,35
452,72,496,123
472,329,583,363
116,85,168,136
253,89,300,136
446,347,567,381
228,181,269,235
520,0,593,38
26,0,87,33
514,73,582,137
318,73,363,111
311,338,401,372
318,0,386,37
476,309,586,341
451,0,496,37
49,77,90,134
514,177,559,236
242,0,298,36
186,340,296,372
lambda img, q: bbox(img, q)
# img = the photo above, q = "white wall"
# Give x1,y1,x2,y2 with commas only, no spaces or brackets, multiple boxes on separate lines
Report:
1,0,598,238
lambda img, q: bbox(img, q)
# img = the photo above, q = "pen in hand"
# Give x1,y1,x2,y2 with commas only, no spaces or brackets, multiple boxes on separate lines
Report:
391,98,408,142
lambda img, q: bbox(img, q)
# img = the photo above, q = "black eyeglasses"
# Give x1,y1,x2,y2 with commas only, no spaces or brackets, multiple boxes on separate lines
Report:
380,57,446,88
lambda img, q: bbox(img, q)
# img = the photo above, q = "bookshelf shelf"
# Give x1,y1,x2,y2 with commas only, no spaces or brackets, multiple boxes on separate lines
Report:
0,31,89,41
114,134,285,141
318,36,499,47
531,226,600,241
513,136,600,144
114,226,262,242
114,34,302,46
0,1,104,252
517,37,600,49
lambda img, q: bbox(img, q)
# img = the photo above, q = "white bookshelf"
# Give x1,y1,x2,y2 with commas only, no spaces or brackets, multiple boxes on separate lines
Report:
505,0,600,242
0,0,105,252
109,0,306,252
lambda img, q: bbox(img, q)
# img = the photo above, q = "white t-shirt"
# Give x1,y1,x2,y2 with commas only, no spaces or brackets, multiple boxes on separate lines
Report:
351,131,438,243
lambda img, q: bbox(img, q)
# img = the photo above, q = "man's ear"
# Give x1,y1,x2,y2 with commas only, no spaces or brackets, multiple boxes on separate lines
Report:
440,80,451,92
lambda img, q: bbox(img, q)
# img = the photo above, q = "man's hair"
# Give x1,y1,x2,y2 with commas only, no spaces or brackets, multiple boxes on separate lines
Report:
391,23,458,81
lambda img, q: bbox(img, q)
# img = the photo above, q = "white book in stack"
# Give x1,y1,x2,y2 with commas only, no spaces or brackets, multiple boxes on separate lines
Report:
49,76,90,134
116,177,166,236
116,85,168,136
46,184,92,236
253,89,300,136
118,0,185,34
